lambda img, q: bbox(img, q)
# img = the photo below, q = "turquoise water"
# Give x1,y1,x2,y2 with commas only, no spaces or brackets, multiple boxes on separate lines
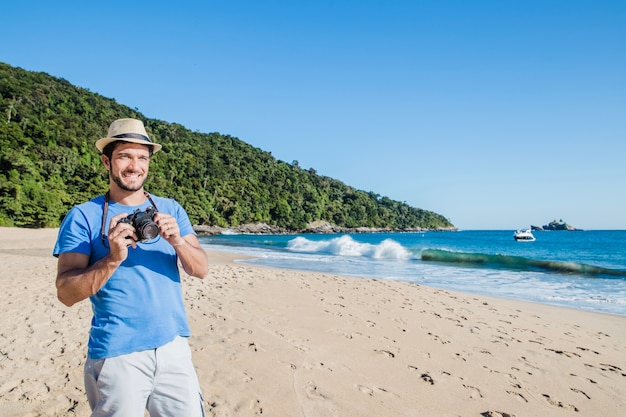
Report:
199,230,626,316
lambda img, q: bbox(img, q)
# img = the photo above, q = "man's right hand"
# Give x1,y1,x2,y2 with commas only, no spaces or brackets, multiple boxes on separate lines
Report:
107,213,138,261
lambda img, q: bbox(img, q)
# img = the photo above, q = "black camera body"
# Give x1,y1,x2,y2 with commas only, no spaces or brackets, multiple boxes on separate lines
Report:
118,207,159,241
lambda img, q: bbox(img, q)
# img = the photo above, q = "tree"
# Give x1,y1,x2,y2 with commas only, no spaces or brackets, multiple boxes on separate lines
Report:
0,61,455,231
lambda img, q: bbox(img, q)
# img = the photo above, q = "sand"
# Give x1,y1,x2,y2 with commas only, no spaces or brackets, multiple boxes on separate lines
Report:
0,226,625,417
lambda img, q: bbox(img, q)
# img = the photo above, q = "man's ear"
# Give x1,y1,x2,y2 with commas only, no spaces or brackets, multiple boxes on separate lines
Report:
101,154,110,170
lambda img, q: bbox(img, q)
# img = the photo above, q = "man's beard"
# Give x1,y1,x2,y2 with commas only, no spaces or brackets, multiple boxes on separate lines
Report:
111,171,147,192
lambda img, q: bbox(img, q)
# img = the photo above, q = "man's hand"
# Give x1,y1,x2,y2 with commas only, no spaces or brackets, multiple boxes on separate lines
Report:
108,213,138,259
153,213,208,278
154,213,186,247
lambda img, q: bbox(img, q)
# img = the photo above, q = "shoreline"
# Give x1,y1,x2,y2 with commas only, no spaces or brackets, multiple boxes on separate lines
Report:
1,227,625,416
201,229,626,318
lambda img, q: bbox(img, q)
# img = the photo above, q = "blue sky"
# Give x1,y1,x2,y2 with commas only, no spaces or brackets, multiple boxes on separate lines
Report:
3,1,625,229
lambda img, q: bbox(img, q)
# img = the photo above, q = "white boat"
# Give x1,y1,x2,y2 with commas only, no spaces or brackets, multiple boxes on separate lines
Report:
514,229,536,242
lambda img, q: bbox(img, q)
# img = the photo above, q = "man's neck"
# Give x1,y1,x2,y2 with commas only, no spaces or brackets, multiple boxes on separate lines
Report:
107,187,147,206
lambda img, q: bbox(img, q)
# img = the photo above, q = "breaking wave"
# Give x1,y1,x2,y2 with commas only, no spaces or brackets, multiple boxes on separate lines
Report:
421,249,626,278
283,236,626,278
287,236,411,260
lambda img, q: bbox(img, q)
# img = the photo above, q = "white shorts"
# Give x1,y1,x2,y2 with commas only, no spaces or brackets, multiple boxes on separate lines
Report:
84,336,204,417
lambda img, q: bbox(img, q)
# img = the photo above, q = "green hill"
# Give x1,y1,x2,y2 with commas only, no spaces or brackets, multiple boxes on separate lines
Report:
0,62,454,231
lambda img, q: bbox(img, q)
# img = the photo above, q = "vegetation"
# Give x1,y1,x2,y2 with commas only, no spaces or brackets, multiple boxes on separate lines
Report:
0,62,454,231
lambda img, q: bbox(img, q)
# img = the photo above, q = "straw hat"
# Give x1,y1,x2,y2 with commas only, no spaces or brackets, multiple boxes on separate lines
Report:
95,118,162,153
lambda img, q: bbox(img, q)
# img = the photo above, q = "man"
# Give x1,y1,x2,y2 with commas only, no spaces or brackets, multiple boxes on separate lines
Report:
54,118,208,416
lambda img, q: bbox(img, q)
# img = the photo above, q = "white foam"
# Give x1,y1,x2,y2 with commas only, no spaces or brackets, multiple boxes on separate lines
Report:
287,236,410,260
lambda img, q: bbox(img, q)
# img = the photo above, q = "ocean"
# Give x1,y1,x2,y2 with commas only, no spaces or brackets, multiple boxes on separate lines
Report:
198,230,626,317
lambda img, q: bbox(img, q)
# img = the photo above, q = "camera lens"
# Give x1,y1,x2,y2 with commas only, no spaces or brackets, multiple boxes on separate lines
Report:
138,222,160,241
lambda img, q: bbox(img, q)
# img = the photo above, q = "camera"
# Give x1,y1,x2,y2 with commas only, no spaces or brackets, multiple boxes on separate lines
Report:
118,207,159,241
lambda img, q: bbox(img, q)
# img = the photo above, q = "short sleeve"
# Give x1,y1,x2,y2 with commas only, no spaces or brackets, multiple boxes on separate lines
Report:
174,201,195,238
53,207,93,258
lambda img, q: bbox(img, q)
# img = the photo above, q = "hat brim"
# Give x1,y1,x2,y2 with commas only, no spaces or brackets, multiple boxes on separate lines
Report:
96,137,162,153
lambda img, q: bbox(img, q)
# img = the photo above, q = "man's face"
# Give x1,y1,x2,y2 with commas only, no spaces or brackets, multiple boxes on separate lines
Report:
103,142,152,192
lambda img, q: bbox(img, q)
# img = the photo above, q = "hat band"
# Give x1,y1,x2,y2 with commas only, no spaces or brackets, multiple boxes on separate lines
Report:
112,133,151,142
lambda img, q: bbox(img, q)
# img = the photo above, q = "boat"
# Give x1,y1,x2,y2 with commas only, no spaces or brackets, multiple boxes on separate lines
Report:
514,229,536,242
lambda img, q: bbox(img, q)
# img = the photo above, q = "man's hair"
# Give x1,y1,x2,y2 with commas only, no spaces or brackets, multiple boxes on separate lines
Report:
102,141,155,159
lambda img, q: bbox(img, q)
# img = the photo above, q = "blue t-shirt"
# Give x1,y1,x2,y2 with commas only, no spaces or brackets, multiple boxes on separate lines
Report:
54,194,195,359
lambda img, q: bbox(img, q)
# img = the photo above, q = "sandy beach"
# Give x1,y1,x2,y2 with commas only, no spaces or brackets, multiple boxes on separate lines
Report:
1,227,625,417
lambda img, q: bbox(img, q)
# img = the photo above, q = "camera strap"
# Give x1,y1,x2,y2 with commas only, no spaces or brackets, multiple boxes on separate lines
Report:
101,191,159,248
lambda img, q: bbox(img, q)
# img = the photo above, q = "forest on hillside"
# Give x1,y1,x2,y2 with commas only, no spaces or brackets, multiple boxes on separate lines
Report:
0,62,454,231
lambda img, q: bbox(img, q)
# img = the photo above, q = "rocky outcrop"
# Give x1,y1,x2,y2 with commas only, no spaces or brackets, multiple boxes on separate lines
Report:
298,221,435,234
192,225,226,235
193,221,454,236
302,221,344,234
531,220,582,231
193,223,288,236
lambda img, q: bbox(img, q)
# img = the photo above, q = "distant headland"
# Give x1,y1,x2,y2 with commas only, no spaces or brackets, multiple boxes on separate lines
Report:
531,220,582,231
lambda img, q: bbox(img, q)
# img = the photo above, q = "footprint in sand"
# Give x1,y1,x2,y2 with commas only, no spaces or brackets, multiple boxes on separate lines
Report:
355,384,398,398
545,348,581,358
480,412,516,417
420,372,435,385
463,384,483,399
407,365,437,386
249,398,263,414
374,349,396,358
357,385,375,396
598,363,626,376
575,346,600,355
542,393,579,412
506,389,528,403
305,381,327,400
570,387,591,400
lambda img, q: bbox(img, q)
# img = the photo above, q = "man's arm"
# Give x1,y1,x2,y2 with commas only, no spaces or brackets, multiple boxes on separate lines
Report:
56,252,122,307
171,234,209,279
154,212,208,279
56,213,136,307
